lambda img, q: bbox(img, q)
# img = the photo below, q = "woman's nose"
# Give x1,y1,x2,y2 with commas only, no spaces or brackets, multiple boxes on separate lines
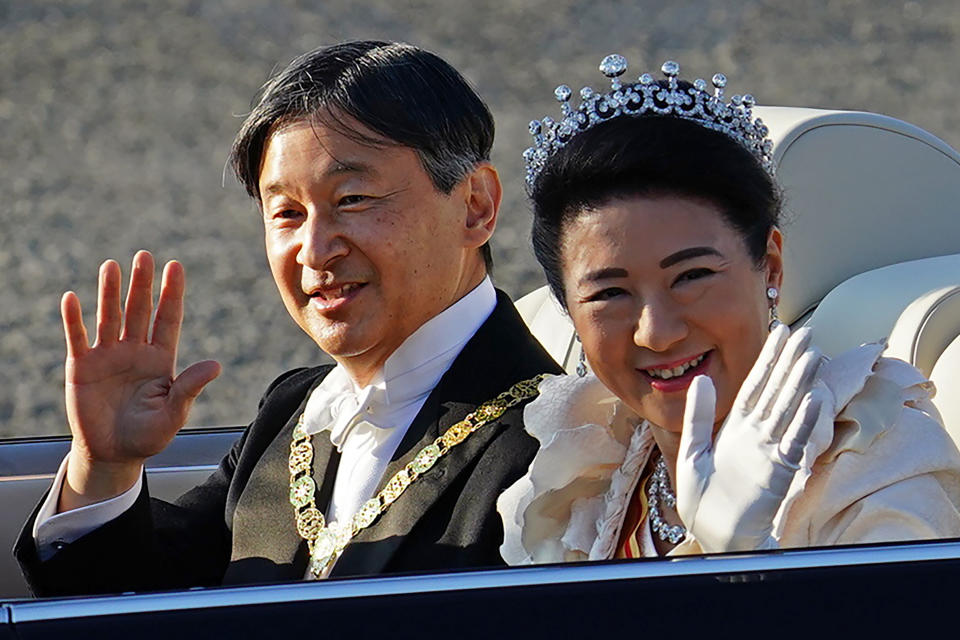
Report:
297,212,348,268
633,299,689,352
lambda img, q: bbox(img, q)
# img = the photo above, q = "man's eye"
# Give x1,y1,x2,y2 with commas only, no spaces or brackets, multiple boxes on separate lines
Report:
338,194,369,207
673,268,715,285
274,209,303,219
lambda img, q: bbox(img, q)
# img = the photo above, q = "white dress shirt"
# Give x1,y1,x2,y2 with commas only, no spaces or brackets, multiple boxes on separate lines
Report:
34,277,497,565
301,276,496,526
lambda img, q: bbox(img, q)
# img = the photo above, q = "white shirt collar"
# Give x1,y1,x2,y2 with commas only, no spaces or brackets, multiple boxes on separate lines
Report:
301,277,497,447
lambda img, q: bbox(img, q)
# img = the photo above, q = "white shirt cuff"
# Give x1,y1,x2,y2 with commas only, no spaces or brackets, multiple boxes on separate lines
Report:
33,455,143,562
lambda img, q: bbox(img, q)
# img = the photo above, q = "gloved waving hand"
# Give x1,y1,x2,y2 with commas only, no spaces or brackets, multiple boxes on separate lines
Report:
675,324,826,552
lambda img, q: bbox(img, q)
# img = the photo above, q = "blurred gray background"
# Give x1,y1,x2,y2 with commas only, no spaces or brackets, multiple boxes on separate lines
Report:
2,0,958,436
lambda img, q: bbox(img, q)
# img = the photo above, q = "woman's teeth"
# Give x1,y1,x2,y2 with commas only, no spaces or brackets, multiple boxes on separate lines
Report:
644,353,706,380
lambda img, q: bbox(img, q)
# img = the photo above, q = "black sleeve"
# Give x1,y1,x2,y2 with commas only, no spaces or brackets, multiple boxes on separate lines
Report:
14,461,233,596
13,367,322,597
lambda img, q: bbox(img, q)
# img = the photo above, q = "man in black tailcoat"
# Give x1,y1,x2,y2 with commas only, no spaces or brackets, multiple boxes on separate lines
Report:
16,40,560,596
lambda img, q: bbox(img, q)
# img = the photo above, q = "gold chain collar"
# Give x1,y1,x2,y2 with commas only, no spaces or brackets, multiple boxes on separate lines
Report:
289,374,546,578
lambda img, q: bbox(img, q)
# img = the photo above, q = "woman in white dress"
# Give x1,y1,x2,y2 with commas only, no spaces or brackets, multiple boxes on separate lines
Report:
499,56,960,563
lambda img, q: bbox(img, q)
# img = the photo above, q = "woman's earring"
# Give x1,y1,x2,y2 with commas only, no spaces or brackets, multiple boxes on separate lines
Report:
575,335,588,377
767,286,782,331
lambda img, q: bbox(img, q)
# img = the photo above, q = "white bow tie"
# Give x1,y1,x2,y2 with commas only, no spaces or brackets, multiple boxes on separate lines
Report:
302,378,394,451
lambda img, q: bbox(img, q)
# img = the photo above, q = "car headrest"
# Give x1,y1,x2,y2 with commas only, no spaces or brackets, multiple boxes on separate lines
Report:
754,107,960,325
931,335,960,447
802,254,960,358
514,285,577,371
886,284,960,377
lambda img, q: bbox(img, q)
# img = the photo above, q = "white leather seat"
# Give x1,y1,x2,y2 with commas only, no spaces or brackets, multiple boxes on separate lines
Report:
803,257,960,359
931,335,960,445
757,108,960,323
885,283,960,377
516,106,960,376
514,286,578,372
880,282,960,445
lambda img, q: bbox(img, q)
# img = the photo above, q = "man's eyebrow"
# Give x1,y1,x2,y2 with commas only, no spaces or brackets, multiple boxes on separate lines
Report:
659,246,723,268
260,160,375,197
322,159,375,177
579,267,628,286
261,182,291,197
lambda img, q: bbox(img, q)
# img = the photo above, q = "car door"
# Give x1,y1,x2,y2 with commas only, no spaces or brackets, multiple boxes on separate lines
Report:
0,428,241,598
3,540,960,638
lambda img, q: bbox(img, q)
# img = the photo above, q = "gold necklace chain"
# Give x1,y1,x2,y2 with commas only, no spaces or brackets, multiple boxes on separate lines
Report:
289,374,546,578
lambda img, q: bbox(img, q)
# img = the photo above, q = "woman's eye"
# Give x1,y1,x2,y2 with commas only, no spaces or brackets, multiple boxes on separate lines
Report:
586,287,626,302
673,268,715,285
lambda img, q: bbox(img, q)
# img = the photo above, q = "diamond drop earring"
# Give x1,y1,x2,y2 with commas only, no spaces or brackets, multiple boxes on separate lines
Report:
767,286,782,331
575,335,588,377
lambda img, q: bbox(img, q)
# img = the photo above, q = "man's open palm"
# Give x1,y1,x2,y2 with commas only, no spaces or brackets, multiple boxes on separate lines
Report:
63,250,221,468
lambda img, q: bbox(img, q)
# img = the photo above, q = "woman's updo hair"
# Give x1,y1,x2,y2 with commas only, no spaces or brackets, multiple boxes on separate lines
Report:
530,100,782,310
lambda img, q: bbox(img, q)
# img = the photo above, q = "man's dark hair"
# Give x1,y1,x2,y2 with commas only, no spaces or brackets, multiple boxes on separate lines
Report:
530,81,782,309
231,40,495,270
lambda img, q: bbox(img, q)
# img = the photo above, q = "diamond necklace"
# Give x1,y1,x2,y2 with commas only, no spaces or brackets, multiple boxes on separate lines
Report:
647,454,687,545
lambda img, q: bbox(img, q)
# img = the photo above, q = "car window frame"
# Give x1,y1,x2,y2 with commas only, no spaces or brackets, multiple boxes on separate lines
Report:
5,538,960,623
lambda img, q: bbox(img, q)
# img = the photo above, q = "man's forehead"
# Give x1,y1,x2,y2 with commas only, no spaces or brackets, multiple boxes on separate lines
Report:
258,117,401,190
271,111,395,153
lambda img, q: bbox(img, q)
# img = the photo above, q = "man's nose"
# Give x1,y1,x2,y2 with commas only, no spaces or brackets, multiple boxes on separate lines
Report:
296,211,348,268
633,298,689,352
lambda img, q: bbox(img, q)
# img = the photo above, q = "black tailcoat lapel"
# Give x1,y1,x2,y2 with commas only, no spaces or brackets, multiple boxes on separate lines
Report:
331,290,562,577
223,370,339,585
225,425,337,583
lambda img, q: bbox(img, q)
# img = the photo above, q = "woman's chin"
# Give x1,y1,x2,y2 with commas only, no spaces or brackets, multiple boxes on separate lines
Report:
642,397,735,436
636,404,686,434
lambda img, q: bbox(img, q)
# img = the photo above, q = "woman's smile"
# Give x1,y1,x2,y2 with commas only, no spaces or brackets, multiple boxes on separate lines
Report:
639,350,712,392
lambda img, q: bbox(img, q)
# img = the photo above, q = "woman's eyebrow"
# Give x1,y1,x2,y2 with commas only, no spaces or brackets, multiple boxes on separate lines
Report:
659,246,723,268
580,267,628,285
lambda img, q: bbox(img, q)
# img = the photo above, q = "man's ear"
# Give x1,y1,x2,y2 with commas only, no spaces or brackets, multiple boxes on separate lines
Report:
765,226,784,291
461,162,501,249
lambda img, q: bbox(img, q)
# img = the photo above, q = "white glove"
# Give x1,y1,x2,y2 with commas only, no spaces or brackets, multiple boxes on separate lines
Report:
675,324,826,552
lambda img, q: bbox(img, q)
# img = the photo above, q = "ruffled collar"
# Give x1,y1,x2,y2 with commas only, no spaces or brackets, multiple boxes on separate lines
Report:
497,373,642,564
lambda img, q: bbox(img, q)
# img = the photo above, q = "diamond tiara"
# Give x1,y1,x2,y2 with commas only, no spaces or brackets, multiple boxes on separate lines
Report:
523,55,775,192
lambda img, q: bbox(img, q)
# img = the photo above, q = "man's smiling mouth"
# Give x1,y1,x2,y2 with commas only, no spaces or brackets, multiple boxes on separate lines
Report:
309,282,364,301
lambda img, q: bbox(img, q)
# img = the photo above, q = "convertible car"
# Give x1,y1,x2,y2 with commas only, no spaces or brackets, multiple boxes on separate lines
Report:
1,106,959,637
